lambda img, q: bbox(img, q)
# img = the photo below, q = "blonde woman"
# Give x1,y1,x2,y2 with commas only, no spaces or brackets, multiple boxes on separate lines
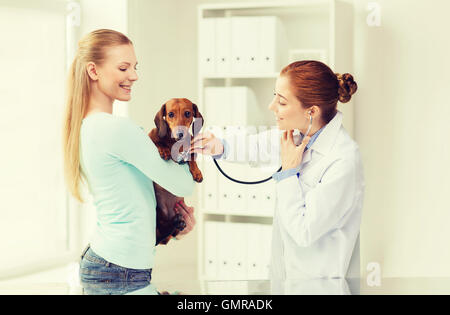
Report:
62,29,196,295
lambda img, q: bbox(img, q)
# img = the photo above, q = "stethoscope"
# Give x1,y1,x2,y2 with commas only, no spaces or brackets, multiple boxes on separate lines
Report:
179,113,313,185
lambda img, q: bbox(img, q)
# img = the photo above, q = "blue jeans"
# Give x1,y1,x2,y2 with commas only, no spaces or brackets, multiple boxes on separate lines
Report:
79,245,153,295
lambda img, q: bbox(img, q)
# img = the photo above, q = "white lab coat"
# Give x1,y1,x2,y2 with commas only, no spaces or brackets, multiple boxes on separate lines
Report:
218,111,365,281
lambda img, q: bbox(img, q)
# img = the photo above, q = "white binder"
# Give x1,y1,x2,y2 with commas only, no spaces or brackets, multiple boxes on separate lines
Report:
229,223,248,280
259,16,286,74
230,87,261,127
199,18,216,76
218,168,232,214
217,222,233,280
202,157,218,212
204,221,218,279
231,16,259,74
259,180,277,216
204,87,232,126
215,17,232,76
259,224,273,279
246,184,260,215
247,223,261,280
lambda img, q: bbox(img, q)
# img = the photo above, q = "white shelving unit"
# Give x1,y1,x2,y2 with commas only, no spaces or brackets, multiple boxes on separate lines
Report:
196,0,354,288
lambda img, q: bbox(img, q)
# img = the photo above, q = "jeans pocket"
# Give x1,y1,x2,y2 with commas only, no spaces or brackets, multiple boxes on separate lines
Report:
79,254,126,295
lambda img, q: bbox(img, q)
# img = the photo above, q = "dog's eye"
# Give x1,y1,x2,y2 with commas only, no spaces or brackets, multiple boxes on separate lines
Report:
185,111,191,118
168,112,174,118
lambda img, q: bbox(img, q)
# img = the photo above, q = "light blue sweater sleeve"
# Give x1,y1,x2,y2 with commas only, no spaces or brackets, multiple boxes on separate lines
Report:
106,118,195,197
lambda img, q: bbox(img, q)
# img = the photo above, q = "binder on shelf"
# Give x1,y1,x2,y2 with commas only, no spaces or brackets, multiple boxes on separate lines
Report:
259,181,277,216
228,223,248,280
259,224,273,279
204,87,232,127
202,157,218,212
205,86,262,128
230,87,261,127
259,16,287,74
199,18,216,76
204,221,218,279
215,17,232,75
217,222,233,280
247,223,262,280
217,168,232,214
230,16,261,74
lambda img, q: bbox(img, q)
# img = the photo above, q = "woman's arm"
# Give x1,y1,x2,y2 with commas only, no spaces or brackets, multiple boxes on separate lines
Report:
191,127,282,168
275,155,361,247
107,118,195,197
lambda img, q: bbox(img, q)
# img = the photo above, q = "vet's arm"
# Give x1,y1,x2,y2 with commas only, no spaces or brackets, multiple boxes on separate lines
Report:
107,119,195,197
190,128,282,168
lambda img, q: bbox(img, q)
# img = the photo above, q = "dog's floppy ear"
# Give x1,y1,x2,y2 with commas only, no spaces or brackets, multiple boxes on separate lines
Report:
154,104,168,138
192,103,204,137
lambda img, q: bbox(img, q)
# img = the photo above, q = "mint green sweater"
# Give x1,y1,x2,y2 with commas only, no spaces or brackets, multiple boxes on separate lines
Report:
80,112,195,269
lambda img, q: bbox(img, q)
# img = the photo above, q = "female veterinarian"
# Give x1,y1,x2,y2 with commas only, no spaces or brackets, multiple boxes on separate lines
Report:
62,29,196,295
191,61,365,287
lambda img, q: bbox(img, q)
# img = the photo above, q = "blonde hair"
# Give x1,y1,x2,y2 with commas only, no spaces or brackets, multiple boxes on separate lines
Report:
62,29,132,203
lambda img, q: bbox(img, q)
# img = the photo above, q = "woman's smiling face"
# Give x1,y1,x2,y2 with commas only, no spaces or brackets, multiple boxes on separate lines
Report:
93,44,139,102
269,75,310,132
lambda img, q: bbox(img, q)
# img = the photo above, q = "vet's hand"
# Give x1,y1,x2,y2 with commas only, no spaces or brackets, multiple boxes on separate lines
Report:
174,200,195,239
189,131,223,156
280,130,311,171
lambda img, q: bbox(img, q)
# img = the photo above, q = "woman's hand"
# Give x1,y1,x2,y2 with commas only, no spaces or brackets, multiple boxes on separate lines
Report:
174,200,196,239
189,131,223,156
280,130,311,171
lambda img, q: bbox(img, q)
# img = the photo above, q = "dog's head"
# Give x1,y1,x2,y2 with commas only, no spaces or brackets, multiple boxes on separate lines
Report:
154,98,204,140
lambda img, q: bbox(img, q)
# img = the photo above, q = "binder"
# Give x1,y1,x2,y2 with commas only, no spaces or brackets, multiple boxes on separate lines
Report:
246,184,260,215
259,16,286,74
218,168,232,214
229,223,248,280
231,16,259,74
230,87,261,127
202,157,218,212
247,223,261,280
217,222,233,280
199,18,216,76
204,221,218,279
259,180,277,216
259,224,273,279
204,87,232,126
215,17,232,75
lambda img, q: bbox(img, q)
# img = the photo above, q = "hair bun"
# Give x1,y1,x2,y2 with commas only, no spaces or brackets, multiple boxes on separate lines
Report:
336,73,358,103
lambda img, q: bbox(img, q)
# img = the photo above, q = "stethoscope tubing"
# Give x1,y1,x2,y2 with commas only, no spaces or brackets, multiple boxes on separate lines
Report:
211,114,313,185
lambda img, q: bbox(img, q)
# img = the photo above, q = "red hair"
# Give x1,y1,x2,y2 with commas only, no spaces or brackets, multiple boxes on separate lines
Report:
281,60,357,123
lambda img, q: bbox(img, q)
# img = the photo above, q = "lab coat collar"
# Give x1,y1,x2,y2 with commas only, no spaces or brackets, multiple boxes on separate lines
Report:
304,111,343,158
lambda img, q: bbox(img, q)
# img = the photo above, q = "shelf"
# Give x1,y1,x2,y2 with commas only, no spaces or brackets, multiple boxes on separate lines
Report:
200,209,274,218
199,0,331,11
202,73,279,79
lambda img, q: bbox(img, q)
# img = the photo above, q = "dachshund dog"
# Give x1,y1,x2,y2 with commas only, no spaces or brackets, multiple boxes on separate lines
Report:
149,98,204,245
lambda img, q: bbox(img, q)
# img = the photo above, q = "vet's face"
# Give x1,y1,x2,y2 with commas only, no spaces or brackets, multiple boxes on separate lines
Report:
165,99,195,140
87,44,138,102
268,75,312,132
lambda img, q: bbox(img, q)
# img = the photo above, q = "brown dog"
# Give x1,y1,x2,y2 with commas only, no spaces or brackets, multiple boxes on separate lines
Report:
149,98,204,245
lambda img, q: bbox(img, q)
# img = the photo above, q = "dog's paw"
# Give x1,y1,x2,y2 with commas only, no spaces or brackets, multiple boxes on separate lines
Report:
173,213,186,231
158,147,171,160
193,171,203,183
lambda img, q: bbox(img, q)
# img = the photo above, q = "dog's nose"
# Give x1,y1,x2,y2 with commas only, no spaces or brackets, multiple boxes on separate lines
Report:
177,132,184,139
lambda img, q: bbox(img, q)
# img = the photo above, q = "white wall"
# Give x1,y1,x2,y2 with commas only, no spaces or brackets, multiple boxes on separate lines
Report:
354,0,450,278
